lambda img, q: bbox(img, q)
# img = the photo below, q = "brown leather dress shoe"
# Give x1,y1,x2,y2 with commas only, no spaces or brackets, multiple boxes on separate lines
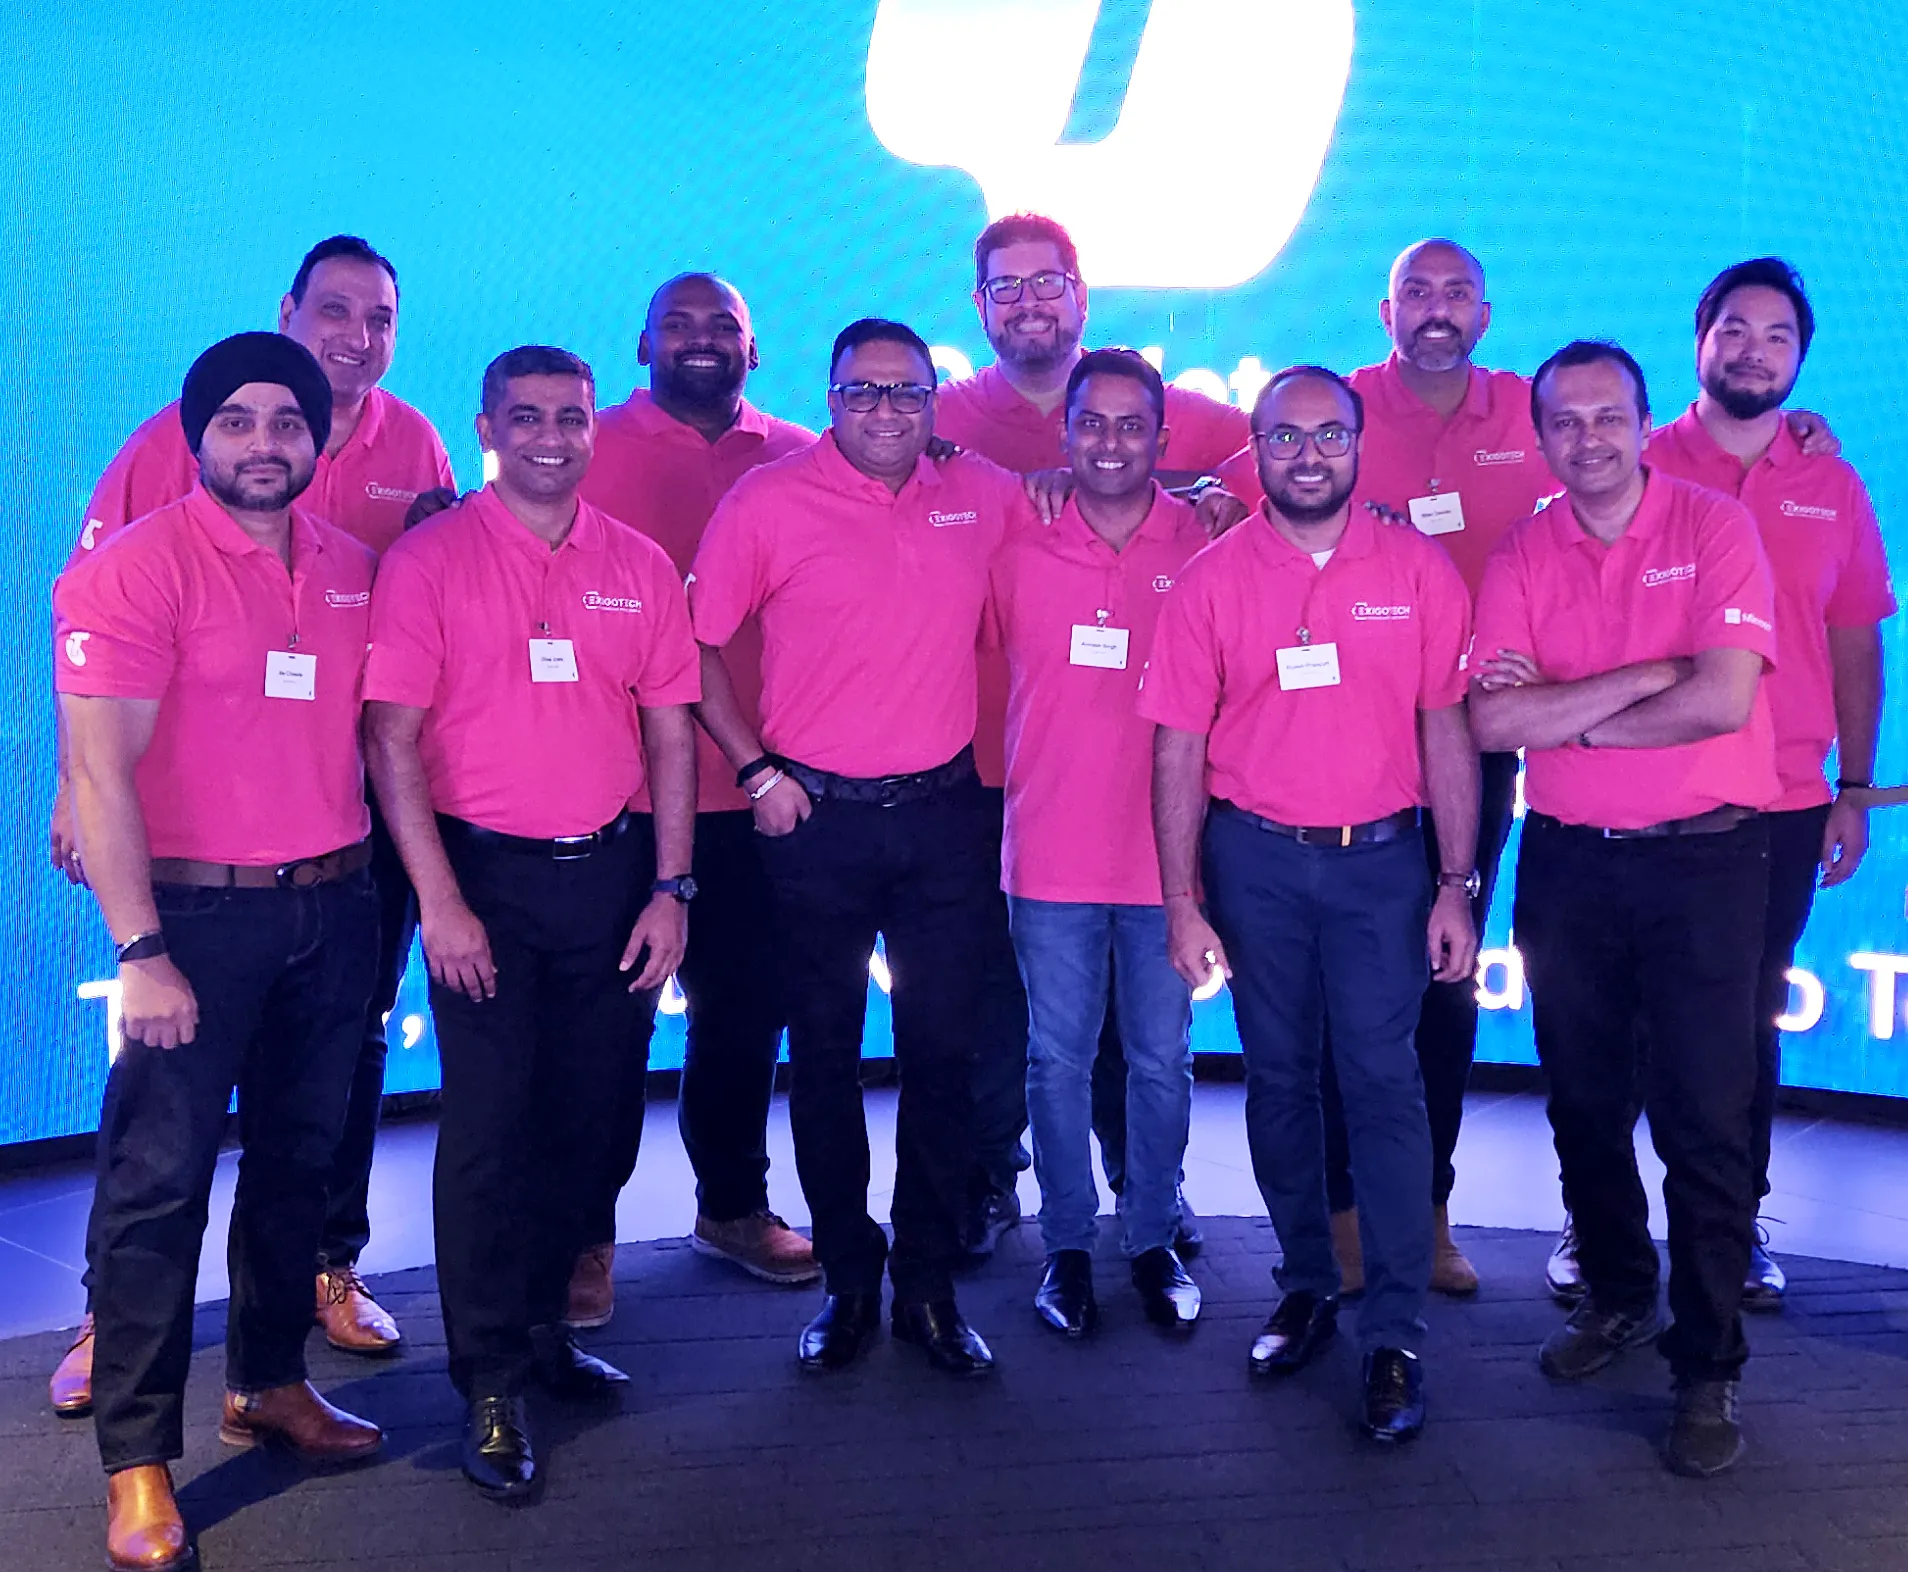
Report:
316,1268,402,1354
106,1464,195,1570
565,1242,616,1329
50,1312,95,1417
218,1381,383,1466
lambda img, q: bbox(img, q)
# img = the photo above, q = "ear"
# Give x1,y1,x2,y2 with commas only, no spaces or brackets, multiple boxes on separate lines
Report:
474,410,494,453
636,330,653,368
1475,300,1492,343
1378,297,1393,335
1153,423,1171,465
277,293,296,333
747,335,760,371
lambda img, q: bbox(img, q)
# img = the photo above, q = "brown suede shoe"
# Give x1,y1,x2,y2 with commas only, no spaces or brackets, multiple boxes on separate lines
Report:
316,1267,402,1355
50,1312,95,1417
218,1380,383,1466
565,1242,616,1329
106,1463,194,1570
1431,1205,1481,1296
1330,1207,1365,1297
693,1211,821,1285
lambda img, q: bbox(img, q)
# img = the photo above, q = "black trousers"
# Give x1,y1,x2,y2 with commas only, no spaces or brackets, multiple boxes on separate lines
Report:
1754,804,1830,1202
590,810,788,1243
431,819,659,1398
1322,750,1520,1211
968,788,1032,1198
88,873,377,1471
1515,813,1768,1382
318,790,417,1268
758,780,995,1301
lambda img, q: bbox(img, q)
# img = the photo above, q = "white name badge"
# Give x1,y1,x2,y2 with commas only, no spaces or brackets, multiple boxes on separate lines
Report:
1409,492,1466,536
1070,624,1130,669
529,637,580,683
1276,641,1342,691
264,649,316,701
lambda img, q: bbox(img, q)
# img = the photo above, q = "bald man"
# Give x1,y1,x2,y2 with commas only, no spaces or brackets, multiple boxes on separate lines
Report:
574,274,819,1315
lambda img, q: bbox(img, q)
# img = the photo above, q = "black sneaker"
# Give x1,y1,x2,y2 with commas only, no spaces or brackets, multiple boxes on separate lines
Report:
1538,1297,1663,1381
960,1186,1022,1263
1663,1378,1744,1477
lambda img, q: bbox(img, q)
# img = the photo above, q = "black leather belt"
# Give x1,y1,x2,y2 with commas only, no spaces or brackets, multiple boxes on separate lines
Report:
1212,801,1420,848
438,809,634,860
779,745,978,809
1526,805,1757,840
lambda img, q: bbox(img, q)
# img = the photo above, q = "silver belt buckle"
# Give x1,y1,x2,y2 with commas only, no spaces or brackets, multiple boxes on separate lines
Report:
551,832,596,861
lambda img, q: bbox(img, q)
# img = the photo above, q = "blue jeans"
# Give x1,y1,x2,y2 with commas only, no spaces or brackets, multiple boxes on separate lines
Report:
1008,898,1193,1257
1202,807,1433,1354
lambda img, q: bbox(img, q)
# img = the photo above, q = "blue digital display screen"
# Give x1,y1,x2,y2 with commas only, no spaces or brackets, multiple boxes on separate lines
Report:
6,0,1906,1144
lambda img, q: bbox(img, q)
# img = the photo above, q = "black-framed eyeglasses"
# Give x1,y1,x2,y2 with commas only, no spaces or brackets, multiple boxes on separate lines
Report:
1252,424,1356,460
829,381,935,414
980,270,1078,306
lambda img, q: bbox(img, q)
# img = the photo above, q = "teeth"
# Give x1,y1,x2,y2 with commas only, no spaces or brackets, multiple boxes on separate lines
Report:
526,455,565,466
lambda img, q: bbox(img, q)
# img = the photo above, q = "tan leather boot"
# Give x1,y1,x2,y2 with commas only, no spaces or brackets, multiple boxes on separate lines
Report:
105,1463,193,1570
1431,1205,1480,1296
50,1312,95,1416
1330,1207,1364,1297
564,1242,616,1329
219,1380,383,1465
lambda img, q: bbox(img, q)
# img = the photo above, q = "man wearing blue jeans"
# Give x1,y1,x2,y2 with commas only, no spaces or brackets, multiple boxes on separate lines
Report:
988,349,1210,1334
1143,365,1479,1442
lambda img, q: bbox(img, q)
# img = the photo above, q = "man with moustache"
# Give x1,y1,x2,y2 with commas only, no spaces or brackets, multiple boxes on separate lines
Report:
48,238,454,1419
690,318,1033,1376
987,349,1208,1338
571,273,818,1319
365,346,699,1500
1143,366,1479,1442
57,334,387,1570
937,212,1242,1260
1471,340,1778,1476
1633,258,1894,1308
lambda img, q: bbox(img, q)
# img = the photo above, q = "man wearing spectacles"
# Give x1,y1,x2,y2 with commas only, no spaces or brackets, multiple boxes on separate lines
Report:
688,318,1037,1379
938,212,1244,1268
1143,365,1479,1445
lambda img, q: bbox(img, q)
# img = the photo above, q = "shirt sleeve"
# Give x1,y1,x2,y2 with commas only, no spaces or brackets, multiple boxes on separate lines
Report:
1468,535,1535,694
363,535,446,708
1691,495,1779,667
1163,389,1252,472
1136,567,1223,734
1825,476,1898,627
1415,545,1473,709
66,411,196,570
632,561,703,708
687,484,772,649
52,532,181,699
432,433,456,492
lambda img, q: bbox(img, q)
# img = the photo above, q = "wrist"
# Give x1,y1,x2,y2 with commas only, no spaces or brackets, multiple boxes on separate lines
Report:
1162,890,1200,908
115,930,167,964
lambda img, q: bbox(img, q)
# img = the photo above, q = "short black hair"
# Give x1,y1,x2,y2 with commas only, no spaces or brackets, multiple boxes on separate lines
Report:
289,235,398,305
480,345,595,416
1065,347,1166,426
1251,364,1364,432
829,317,934,383
974,212,1081,292
1694,256,1815,360
1529,339,1649,428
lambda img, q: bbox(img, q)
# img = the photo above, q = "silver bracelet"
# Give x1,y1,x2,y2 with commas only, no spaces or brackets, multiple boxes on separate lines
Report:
748,768,787,803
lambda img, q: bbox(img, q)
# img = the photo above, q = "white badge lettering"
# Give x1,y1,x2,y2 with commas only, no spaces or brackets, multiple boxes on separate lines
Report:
265,650,317,701
1069,624,1130,669
529,638,580,683
1276,641,1342,691
1409,493,1465,536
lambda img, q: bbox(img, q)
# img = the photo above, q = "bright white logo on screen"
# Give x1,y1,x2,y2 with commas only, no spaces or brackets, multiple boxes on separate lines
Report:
866,0,1355,288
64,631,91,666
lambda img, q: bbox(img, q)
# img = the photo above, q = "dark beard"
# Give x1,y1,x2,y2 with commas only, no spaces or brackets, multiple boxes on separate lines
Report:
654,354,745,410
1267,462,1359,525
1703,364,1794,422
203,462,306,512
992,319,1081,376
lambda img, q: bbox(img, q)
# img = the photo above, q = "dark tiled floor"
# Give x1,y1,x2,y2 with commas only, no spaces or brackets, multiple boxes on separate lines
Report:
8,1221,1908,1571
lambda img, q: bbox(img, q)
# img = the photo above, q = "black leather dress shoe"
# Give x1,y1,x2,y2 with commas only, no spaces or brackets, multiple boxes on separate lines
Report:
1173,1188,1204,1260
892,1299,995,1376
797,1292,882,1370
529,1325,630,1398
1034,1251,1097,1337
1132,1246,1201,1332
1360,1347,1425,1443
1248,1290,1338,1377
960,1187,1022,1264
463,1394,537,1501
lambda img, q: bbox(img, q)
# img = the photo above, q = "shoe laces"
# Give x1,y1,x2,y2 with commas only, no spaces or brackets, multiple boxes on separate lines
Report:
1753,1214,1782,1250
323,1266,377,1307
1556,1215,1578,1252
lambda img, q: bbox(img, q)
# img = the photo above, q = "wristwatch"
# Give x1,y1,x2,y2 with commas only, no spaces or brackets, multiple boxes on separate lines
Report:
116,931,168,963
651,876,699,903
1437,869,1482,900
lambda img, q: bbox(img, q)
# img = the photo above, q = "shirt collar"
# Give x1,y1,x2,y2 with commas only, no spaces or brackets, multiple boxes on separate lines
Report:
338,385,386,457
1052,483,1186,555
468,481,605,554
1373,353,1493,423
1250,498,1377,566
973,362,1054,427
1546,464,1669,550
607,386,777,447
1666,401,1800,473
810,429,942,498
182,483,328,561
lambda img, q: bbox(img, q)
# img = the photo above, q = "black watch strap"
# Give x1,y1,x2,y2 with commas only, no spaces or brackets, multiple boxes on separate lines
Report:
117,931,168,964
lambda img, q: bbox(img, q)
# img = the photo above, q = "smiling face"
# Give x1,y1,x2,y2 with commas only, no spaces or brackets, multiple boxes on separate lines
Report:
1252,374,1362,526
196,381,319,514
973,237,1086,376
639,274,757,408
827,336,936,485
279,257,397,407
476,373,596,504
1698,283,1802,421
1533,357,1648,503
1380,241,1489,374
1063,371,1165,506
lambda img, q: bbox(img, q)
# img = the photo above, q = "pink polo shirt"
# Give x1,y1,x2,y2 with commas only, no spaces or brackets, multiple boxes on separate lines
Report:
1139,506,1472,825
1213,358,1555,597
582,389,815,812
365,485,701,839
69,386,454,565
1646,407,1896,811
988,486,1208,904
53,486,375,865
1471,469,1781,829
690,435,1031,778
